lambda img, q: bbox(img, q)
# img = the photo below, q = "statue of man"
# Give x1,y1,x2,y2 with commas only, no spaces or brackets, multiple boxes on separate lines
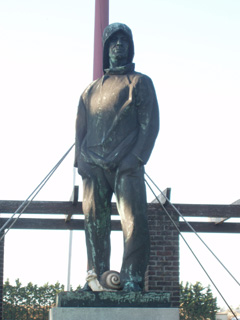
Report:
75,23,159,291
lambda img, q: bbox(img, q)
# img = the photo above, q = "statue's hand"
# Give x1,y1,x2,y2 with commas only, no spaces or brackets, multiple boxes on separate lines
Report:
118,154,141,174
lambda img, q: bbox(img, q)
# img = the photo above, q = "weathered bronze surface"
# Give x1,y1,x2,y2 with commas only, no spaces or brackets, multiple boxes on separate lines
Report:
57,291,170,308
75,23,159,291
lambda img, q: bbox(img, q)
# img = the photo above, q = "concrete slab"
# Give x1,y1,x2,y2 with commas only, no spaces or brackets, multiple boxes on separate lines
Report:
49,307,179,320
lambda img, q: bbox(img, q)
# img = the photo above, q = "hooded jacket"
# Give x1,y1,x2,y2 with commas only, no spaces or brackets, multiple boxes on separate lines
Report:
75,23,159,172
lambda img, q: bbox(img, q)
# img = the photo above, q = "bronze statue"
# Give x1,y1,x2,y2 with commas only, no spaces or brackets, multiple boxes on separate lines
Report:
75,23,159,291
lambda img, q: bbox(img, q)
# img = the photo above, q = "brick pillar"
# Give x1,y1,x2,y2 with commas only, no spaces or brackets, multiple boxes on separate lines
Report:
0,232,4,320
145,204,179,308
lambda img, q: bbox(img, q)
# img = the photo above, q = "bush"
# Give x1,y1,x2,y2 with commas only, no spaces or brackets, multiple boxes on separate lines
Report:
180,281,219,320
3,279,65,320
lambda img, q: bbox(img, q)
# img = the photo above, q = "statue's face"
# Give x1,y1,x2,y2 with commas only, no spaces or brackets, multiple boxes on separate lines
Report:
108,31,129,67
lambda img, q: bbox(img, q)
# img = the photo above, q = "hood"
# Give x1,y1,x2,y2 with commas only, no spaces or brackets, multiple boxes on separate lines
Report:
102,22,134,71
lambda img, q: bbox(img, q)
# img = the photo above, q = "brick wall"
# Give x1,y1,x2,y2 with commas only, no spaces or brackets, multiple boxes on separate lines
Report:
145,204,179,308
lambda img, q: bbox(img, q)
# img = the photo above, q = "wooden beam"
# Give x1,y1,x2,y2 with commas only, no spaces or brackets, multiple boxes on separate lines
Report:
179,221,240,233
0,200,84,215
161,203,240,218
0,201,240,218
208,199,240,225
151,188,171,205
0,218,121,231
232,199,240,205
70,186,79,206
1,218,240,233
0,218,84,230
65,185,79,222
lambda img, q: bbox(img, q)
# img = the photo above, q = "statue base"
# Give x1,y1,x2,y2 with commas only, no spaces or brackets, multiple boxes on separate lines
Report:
49,307,179,320
49,291,179,320
56,291,171,308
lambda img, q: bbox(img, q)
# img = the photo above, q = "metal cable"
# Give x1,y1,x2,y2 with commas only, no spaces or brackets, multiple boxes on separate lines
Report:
145,171,240,288
0,143,75,241
144,176,238,320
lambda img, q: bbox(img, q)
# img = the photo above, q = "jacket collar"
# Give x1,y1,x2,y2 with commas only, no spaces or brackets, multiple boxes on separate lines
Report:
104,63,135,75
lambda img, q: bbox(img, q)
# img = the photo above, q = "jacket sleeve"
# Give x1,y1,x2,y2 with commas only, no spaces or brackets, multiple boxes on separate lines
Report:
131,75,159,164
74,95,87,168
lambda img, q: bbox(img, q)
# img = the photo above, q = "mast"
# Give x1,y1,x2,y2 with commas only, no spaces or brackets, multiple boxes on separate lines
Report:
93,0,109,80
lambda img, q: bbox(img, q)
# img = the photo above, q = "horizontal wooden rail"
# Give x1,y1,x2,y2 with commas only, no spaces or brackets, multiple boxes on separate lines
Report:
1,218,240,233
179,221,240,233
0,201,240,217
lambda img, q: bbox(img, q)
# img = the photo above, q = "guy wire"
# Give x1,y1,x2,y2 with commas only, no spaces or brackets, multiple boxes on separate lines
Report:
0,143,75,242
145,171,240,288
144,175,238,319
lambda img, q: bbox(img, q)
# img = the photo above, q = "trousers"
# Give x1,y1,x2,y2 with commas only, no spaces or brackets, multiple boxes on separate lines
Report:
82,165,150,289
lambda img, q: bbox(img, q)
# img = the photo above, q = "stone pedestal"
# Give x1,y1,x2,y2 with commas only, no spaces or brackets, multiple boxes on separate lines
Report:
49,307,179,320
56,291,171,308
49,291,179,320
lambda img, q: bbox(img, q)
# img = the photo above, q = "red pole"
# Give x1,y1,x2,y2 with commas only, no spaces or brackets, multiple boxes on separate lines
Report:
93,0,109,80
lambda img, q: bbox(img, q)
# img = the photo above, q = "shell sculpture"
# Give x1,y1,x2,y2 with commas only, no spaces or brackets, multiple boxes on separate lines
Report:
86,269,122,291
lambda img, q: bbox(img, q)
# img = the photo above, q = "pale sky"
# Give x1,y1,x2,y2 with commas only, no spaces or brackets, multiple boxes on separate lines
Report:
0,0,240,309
